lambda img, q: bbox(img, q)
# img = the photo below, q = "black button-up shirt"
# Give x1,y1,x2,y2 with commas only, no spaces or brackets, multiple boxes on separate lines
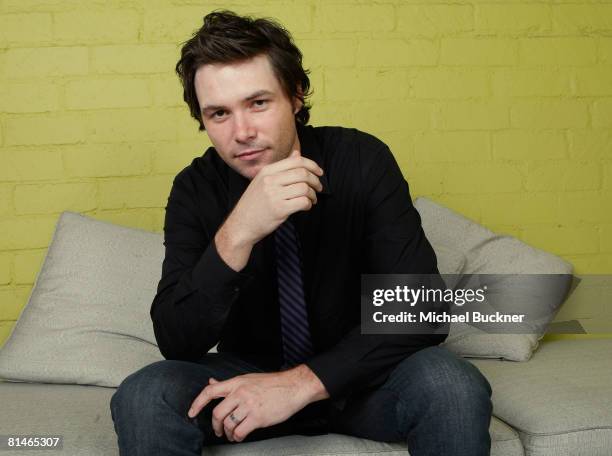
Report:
151,123,447,400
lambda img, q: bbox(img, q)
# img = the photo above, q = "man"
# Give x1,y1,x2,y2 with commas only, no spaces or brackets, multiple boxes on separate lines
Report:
110,10,493,456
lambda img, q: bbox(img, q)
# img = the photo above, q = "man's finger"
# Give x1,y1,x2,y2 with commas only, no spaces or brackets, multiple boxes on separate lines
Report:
187,380,233,418
233,416,259,443
263,149,323,177
280,182,317,205
274,168,323,193
211,396,240,438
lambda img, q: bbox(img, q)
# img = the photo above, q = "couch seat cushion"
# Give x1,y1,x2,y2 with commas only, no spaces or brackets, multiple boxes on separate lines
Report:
469,339,612,456
0,381,522,456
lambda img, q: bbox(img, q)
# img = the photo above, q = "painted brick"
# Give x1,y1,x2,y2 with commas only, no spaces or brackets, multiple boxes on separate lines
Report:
65,78,151,110
414,131,490,163
93,209,161,233
435,101,509,130
90,44,179,75
492,69,570,97
63,143,151,178
0,185,13,216
404,165,444,196
433,194,482,223
4,113,88,146
441,38,518,66
0,82,61,113
248,2,312,33
87,108,177,143
600,38,612,64
0,287,32,320
520,38,597,66
1,0,84,12
353,101,431,133
14,250,45,285
593,99,612,128
53,10,139,43
380,131,415,171
150,75,184,107
325,69,408,102
569,130,612,160
316,5,394,32
0,254,11,285
511,100,588,129
3,47,88,78
574,69,612,96
526,161,600,191
521,226,599,256
475,4,550,33
397,4,473,36
309,102,354,129
0,216,56,250
98,175,174,209
299,39,357,68
605,163,612,191
558,192,612,224
493,131,566,161
442,163,522,194
553,4,612,33
411,69,488,99
564,255,612,275
0,13,53,45
0,321,16,349
151,139,210,175
602,225,612,254
480,193,560,225
14,182,97,215
0,148,64,182
356,39,438,67
142,7,208,42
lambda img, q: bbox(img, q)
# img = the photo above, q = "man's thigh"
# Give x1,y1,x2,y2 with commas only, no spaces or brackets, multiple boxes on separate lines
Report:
327,345,492,443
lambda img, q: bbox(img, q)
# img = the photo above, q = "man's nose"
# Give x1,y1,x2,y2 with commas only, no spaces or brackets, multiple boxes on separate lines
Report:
233,112,256,143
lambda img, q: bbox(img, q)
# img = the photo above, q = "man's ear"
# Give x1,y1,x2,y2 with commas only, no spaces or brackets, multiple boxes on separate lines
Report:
293,84,304,114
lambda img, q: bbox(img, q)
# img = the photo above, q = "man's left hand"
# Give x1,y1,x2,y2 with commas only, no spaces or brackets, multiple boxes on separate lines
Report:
187,366,327,442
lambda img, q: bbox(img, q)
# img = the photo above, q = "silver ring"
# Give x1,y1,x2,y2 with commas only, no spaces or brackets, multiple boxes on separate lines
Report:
229,412,241,424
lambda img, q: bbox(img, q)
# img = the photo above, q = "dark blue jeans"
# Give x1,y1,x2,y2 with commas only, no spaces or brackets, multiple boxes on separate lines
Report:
110,346,492,455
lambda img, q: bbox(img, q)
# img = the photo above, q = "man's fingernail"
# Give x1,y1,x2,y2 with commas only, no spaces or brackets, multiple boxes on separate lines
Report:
188,409,194,417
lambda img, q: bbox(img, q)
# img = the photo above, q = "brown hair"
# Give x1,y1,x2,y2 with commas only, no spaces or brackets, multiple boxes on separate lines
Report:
175,10,313,131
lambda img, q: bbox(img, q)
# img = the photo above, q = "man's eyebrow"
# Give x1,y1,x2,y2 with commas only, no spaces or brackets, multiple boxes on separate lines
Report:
201,90,274,115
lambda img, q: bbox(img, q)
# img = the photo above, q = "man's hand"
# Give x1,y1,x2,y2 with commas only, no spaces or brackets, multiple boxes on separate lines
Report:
215,149,324,271
187,365,329,442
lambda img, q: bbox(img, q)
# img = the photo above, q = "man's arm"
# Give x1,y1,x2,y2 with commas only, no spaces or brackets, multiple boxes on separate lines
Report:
150,173,255,361
304,142,449,399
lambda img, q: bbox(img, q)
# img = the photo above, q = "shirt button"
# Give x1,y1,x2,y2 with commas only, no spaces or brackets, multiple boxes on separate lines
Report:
233,286,239,292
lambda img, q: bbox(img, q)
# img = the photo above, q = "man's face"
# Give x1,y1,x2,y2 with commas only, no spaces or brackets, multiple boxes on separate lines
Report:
194,54,302,180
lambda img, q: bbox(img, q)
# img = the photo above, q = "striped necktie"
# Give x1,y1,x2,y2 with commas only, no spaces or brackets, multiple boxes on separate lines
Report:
274,219,314,369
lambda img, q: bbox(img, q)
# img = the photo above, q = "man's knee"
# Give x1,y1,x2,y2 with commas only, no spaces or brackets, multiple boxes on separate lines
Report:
110,359,203,423
389,346,493,419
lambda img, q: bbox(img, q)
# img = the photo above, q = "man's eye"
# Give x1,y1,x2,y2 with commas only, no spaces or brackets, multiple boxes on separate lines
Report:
253,99,268,107
212,110,225,118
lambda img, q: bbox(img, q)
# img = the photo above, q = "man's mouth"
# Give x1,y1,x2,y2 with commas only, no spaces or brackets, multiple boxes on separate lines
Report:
236,148,266,161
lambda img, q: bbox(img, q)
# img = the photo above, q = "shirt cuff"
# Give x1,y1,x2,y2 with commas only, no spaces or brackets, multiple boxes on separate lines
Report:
192,237,254,294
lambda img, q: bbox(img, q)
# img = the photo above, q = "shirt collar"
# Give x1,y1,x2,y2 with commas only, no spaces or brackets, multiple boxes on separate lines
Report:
227,123,332,208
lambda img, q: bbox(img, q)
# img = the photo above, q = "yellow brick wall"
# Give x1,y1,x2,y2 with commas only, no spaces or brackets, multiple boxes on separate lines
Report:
1,0,611,345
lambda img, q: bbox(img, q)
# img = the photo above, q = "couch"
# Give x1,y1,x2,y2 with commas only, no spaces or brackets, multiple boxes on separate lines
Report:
1,197,611,456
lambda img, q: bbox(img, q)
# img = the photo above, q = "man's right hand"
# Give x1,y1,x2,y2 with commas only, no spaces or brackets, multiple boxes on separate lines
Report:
214,149,324,272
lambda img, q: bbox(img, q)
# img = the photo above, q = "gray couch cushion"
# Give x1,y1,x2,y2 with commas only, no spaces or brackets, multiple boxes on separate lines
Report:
0,211,164,387
414,196,574,362
0,381,523,456
469,339,612,456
